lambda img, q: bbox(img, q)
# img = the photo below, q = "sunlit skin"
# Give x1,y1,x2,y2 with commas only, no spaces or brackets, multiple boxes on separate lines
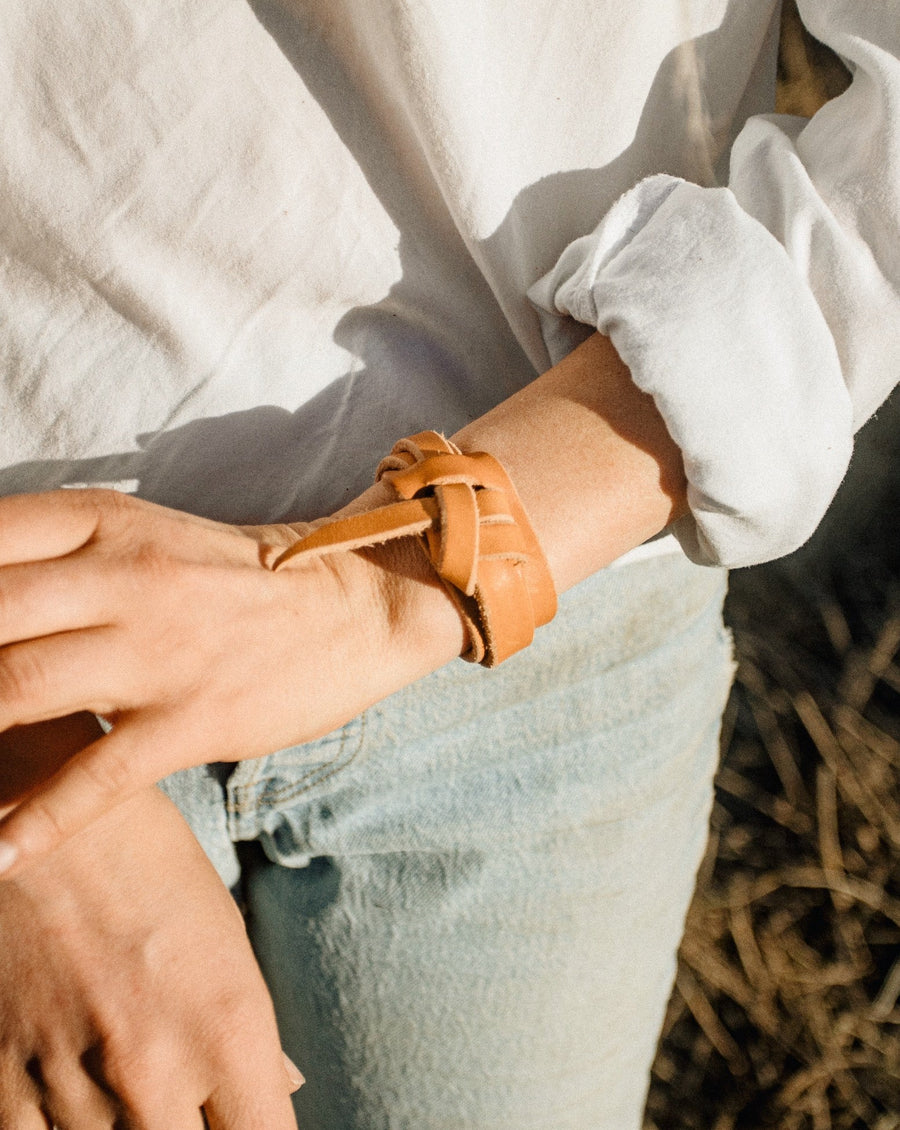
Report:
0,331,685,869
0,331,686,1125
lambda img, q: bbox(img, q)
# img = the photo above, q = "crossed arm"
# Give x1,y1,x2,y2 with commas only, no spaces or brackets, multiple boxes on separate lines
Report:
0,332,687,1126
0,332,686,874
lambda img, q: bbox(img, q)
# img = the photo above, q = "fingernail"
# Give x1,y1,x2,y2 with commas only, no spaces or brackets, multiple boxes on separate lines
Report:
0,841,18,876
282,1051,305,1089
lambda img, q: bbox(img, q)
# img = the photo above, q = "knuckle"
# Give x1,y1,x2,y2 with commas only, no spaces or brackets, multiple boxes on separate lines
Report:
65,487,144,557
54,486,126,536
19,793,71,849
130,540,173,585
65,485,131,514
85,1034,170,1106
94,1031,214,1124
0,647,48,712
199,998,254,1057
73,745,136,802
201,991,282,1074
0,1053,31,1104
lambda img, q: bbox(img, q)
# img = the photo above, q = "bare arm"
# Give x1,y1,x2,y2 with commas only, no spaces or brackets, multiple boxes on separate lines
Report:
0,332,685,871
454,331,686,590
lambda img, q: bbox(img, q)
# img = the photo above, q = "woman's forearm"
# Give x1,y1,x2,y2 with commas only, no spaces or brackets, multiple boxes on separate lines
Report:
343,330,689,674
0,332,688,870
452,331,687,592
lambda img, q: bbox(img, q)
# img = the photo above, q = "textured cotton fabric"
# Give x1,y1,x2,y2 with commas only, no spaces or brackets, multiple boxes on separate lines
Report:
2,2,898,566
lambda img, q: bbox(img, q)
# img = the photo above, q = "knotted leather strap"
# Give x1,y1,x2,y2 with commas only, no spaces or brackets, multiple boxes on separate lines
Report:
272,431,557,666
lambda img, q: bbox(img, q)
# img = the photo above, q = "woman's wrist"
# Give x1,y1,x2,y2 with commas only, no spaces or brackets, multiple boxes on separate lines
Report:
452,332,687,591
280,433,557,673
325,477,469,674
272,330,685,685
362,533,469,675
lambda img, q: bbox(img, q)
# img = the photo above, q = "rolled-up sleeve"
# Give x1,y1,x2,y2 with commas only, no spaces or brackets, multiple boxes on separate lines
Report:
529,2,900,568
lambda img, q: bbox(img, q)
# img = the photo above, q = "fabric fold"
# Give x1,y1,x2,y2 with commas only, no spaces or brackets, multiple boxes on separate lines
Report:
530,0,900,568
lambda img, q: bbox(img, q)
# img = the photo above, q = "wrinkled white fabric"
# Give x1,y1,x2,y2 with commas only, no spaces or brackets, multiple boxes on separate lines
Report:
1,1,897,567
531,1,900,566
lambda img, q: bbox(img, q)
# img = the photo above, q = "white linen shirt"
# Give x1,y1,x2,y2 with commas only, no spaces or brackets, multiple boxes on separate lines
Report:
1,1,898,567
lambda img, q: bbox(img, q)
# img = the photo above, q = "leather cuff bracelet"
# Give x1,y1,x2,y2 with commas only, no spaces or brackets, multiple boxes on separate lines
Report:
272,431,558,666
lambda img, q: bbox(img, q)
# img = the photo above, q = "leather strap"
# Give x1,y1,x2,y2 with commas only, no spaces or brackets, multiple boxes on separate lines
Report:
272,431,557,666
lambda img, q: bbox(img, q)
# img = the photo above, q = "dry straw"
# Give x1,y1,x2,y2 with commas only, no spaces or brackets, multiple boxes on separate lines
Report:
645,562,900,1129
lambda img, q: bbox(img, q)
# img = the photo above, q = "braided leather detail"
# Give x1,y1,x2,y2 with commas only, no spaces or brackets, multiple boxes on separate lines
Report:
272,431,557,666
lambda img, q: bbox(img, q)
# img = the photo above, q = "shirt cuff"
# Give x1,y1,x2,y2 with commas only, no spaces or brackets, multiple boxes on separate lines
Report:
528,175,854,568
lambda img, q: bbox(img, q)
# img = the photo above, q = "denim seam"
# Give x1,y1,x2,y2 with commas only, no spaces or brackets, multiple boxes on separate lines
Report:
226,711,368,815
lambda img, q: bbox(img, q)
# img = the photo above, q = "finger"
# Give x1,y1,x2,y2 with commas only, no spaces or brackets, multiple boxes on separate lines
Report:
78,1041,207,1130
0,628,126,733
281,1052,305,1094
0,489,256,571
39,1065,119,1130
202,1012,299,1130
203,1078,299,1130
0,1060,43,1127
2,1105,49,1130
0,712,184,877
0,490,110,566
115,1099,206,1130
0,557,114,648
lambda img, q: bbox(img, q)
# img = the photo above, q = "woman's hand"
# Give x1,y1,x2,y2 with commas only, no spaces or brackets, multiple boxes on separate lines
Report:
0,486,466,875
0,333,685,875
0,784,301,1128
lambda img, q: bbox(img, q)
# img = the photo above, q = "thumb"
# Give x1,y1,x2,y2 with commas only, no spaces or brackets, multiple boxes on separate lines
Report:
0,716,174,878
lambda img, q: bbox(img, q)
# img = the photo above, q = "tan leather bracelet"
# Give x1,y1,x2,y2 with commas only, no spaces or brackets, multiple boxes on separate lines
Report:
272,431,557,666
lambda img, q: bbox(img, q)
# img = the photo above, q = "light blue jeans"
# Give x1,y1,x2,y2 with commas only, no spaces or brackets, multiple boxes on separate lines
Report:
162,553,733,1130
